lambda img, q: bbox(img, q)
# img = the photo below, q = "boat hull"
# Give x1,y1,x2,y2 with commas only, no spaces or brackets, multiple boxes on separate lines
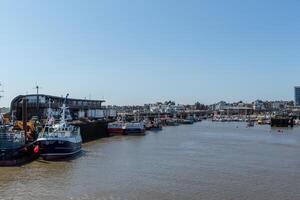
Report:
0,143,37,166
182,120,194,125
166,121,179,126
124,129,145,136
150,127,163,131
108,128,124,136
38,139,82,160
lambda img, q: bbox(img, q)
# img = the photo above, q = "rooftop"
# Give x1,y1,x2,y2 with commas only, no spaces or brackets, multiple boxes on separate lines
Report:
13,94,105,103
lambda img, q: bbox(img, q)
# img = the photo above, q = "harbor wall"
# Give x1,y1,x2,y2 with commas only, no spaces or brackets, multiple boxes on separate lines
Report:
71,120,109,143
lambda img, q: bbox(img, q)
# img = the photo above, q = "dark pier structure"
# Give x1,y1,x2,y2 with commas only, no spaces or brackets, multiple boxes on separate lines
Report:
71,120,109,143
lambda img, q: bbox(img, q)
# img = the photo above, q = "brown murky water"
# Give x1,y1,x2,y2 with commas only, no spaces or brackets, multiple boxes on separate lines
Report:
1,121,300,200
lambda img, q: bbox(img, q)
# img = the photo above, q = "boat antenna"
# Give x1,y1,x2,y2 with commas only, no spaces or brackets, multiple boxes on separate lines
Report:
64,93,69,104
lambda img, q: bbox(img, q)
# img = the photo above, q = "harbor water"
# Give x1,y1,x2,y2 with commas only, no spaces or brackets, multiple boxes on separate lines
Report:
1,121,300,200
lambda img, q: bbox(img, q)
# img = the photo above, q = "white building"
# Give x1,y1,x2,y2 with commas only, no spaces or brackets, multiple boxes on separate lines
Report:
253,100,265,111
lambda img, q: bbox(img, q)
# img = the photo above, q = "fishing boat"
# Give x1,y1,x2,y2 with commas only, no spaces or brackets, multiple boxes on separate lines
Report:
166,119,179,126
143,119,153,130
0,121,25,165
37,94,82,160
181,119,194,124
143,118,162,131
107,122,125,135
124,122,145,135
0,88,37,166
187,116,197,123
0,114,39,166
150,119,163,131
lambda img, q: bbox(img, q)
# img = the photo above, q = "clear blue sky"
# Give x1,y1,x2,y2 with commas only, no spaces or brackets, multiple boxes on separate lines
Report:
0,0,300,106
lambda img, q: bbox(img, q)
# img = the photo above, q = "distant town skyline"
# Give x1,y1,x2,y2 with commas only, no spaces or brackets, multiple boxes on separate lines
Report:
1,1,300,106
0,85,297,108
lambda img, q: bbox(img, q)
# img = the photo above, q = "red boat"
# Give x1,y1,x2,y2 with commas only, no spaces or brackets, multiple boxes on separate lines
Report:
107,122,125,136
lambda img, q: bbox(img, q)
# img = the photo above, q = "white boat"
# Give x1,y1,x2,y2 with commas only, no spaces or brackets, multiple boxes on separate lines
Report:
294,119,300,125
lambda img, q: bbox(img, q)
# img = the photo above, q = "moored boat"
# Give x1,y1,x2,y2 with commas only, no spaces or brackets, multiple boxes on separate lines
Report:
37,94,82,160
181,119,194,125
257,119,264,125
124,122,145,135
166,119,179,126
0,117,37,166
270,116,294,127
0,90,37,166
150,119,163,131
144,119,153,130
107,122,125,135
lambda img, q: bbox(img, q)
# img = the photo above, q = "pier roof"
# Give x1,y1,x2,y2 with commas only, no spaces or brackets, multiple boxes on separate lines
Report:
11,94,105,104
10,94,105,112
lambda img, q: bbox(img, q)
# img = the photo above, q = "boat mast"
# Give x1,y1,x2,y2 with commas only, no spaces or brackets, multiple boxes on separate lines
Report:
61,94,69,123
46,98,53,125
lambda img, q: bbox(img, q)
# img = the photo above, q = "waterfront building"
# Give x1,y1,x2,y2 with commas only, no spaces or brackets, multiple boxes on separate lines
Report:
253,100,266,111
271,101,285,110
221,106,253,115
174,104,185,113
10,94,116,120
214,101,229,111
148,102,182,114
295,87,300,106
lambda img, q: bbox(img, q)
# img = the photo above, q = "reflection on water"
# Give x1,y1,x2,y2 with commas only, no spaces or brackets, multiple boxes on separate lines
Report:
1,121,300,200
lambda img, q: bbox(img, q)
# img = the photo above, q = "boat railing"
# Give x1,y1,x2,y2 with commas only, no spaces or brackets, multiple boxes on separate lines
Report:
0,132,25,149
39,127,79,138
